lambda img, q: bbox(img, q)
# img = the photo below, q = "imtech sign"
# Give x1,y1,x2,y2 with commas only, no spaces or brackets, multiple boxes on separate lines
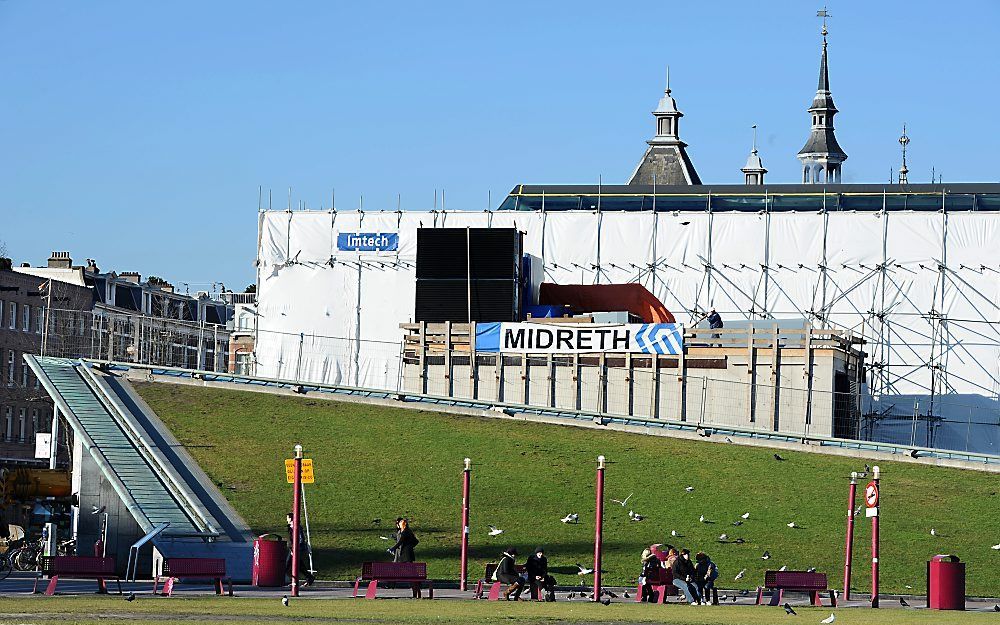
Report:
476,322,684,354
336,232,399,252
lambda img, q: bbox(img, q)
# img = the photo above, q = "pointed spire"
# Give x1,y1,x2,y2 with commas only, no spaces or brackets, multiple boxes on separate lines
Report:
798,9,847,183
742,124,767,185
898,123,910,184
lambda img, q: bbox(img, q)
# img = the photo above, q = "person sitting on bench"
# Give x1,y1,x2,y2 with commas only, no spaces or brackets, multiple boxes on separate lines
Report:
495,547,524,601
525,547,556,601
694,551,718,603
639,547,662,602
667,548,699,604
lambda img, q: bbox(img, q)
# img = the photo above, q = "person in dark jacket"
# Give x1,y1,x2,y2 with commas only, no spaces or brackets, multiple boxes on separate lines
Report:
388,518,422,597
639,547,663,602
525,547,556,601
285,512,315,587
495,547,525,600
669,548,699,604
694,551,718,604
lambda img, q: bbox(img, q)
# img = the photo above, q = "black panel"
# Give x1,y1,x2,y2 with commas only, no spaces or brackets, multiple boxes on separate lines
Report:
415,279,518,323
416,229,467,279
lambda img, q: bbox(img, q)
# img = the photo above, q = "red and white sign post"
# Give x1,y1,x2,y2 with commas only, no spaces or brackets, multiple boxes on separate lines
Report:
291,444,303,597
866,467,881,608
459,458,471,591
843,472,858,600
592,455,606,602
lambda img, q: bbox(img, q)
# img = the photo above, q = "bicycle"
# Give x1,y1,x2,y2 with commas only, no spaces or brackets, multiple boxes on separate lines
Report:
0,548,13,581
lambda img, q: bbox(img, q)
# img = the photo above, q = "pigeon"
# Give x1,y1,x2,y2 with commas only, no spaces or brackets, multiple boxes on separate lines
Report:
992,544,1000,550
611,493,633,507
623,591,630,599
994,604,1000,612
787,522,799,528
600,598,611,606
685,486,695,492
900,598,909,607
732,520,743,526
567,592,576,599
784,602,797,615
670,530,679,537
779,565,788,572
774,453,785,461
282,595,289,606
864,464,870,472
719,594,728,602
718,533,729,541
821,614,836,623
575,563,594,576
725,436,734,443
806,567,817,573
629,510,644,522
734,538,746,544
762,550,771,560
735,568,746,580
488,525,504,536
126,592,136,602
372,518,382,525
930,528,936,536
561,513,579,524
699,515,708,523
910,449,920,458
742,512,751,519
905,585,913,589
602,589,619,598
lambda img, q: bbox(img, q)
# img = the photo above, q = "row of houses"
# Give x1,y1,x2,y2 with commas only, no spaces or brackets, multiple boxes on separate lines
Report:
0,252,246,463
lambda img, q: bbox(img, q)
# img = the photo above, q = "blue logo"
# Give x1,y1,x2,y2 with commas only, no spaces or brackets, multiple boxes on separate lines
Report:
635,324,683,354
336,232,399,252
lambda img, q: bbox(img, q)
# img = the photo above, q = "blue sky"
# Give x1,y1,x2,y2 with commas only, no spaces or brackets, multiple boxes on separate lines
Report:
1,1,997,290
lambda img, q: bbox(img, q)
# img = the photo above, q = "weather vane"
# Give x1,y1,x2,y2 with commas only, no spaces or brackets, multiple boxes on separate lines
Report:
817,6,831,37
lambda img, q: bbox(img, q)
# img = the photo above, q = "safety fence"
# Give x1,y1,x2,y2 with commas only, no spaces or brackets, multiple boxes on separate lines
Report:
30,309,1000,457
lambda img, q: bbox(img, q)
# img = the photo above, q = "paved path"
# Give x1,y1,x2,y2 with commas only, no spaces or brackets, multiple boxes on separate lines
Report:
1,573,998,614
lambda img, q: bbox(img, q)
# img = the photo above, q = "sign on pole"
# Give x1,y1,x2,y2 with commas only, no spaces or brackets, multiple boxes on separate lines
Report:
864,480,879,517
286,458,315,484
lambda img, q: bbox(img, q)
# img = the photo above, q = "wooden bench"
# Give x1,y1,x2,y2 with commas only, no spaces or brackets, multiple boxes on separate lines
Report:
755,570,836,607
474,563,543,601
353,562,432,599
634,564,678,603
34,556,121,596
154,557,232,597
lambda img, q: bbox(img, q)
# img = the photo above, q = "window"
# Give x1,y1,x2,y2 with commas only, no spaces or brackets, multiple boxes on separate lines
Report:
7,302,14,330
78,313,86,336
6,351,13,386
17,408,26,443
3,406,11,441
31,409,38,438
0,299,4,327
36,308,44,335
22,304,30,332
21,363,28,388
67,314,74,335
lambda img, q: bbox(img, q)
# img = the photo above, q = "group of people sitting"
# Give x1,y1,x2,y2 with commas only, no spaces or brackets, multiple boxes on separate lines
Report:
493,547,556,601
640,544,718,605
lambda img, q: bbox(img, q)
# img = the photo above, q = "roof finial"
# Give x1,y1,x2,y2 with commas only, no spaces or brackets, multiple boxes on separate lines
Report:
751,124,758,154
898,123,910,184
665,65,671,95
817,6,830,39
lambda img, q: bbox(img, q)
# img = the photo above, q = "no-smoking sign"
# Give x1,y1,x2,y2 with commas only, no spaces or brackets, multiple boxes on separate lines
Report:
865,481,879,508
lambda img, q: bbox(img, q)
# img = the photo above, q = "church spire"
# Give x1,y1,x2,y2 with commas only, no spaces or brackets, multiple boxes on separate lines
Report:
627,67,701,186
797,8,847,184
741,124,767,185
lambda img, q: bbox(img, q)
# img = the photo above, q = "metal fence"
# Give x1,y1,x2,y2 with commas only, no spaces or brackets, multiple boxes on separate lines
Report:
36,308,1000,457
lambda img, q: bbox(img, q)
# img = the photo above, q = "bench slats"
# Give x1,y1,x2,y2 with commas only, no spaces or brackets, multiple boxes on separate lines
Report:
163,557,227,577
764,570,828,590
361,562,427,580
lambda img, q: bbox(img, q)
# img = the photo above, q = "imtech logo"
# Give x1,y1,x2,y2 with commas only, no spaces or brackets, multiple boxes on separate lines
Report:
336,232,399,252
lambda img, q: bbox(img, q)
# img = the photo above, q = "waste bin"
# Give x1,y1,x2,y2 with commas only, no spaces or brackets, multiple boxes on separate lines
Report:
253,534,288,587
927,554,965,610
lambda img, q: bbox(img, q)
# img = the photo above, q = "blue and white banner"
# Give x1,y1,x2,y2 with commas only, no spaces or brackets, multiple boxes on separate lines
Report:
476,322,683,354
336,232,399,252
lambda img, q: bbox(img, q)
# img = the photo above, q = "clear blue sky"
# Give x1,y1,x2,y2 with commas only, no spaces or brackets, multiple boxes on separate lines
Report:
1,0,997,291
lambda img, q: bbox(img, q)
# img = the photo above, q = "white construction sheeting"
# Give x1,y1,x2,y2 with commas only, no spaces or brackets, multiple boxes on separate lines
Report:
256,208,1000,430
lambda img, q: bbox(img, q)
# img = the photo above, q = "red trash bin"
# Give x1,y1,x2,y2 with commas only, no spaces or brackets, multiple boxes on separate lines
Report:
927,554,965,610
253,533,288,587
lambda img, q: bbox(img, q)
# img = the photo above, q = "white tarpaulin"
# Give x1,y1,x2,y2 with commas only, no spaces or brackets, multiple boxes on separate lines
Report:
256,208,1000,451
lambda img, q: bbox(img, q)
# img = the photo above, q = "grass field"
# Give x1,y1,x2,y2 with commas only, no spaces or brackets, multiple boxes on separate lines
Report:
0,596,993,625
135,382,1000,596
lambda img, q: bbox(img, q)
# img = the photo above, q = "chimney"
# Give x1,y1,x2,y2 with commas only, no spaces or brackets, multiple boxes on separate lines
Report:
119,271,141,284
0,258,11,272
48,251,72,269
85,259,100,274
160,284,174,293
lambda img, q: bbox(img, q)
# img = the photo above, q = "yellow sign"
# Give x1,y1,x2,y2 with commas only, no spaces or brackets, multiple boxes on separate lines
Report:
285,458,315,484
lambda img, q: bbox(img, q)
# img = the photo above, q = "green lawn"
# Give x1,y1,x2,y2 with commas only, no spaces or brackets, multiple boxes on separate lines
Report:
136,382,1000,596
0,596,992,625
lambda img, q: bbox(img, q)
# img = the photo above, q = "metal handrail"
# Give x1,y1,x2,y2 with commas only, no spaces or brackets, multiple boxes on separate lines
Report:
90,358,1000,467
77,364,220,538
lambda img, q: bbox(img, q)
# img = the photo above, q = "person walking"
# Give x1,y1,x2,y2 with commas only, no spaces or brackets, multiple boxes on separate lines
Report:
388,517,422,597
285,512,315,587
